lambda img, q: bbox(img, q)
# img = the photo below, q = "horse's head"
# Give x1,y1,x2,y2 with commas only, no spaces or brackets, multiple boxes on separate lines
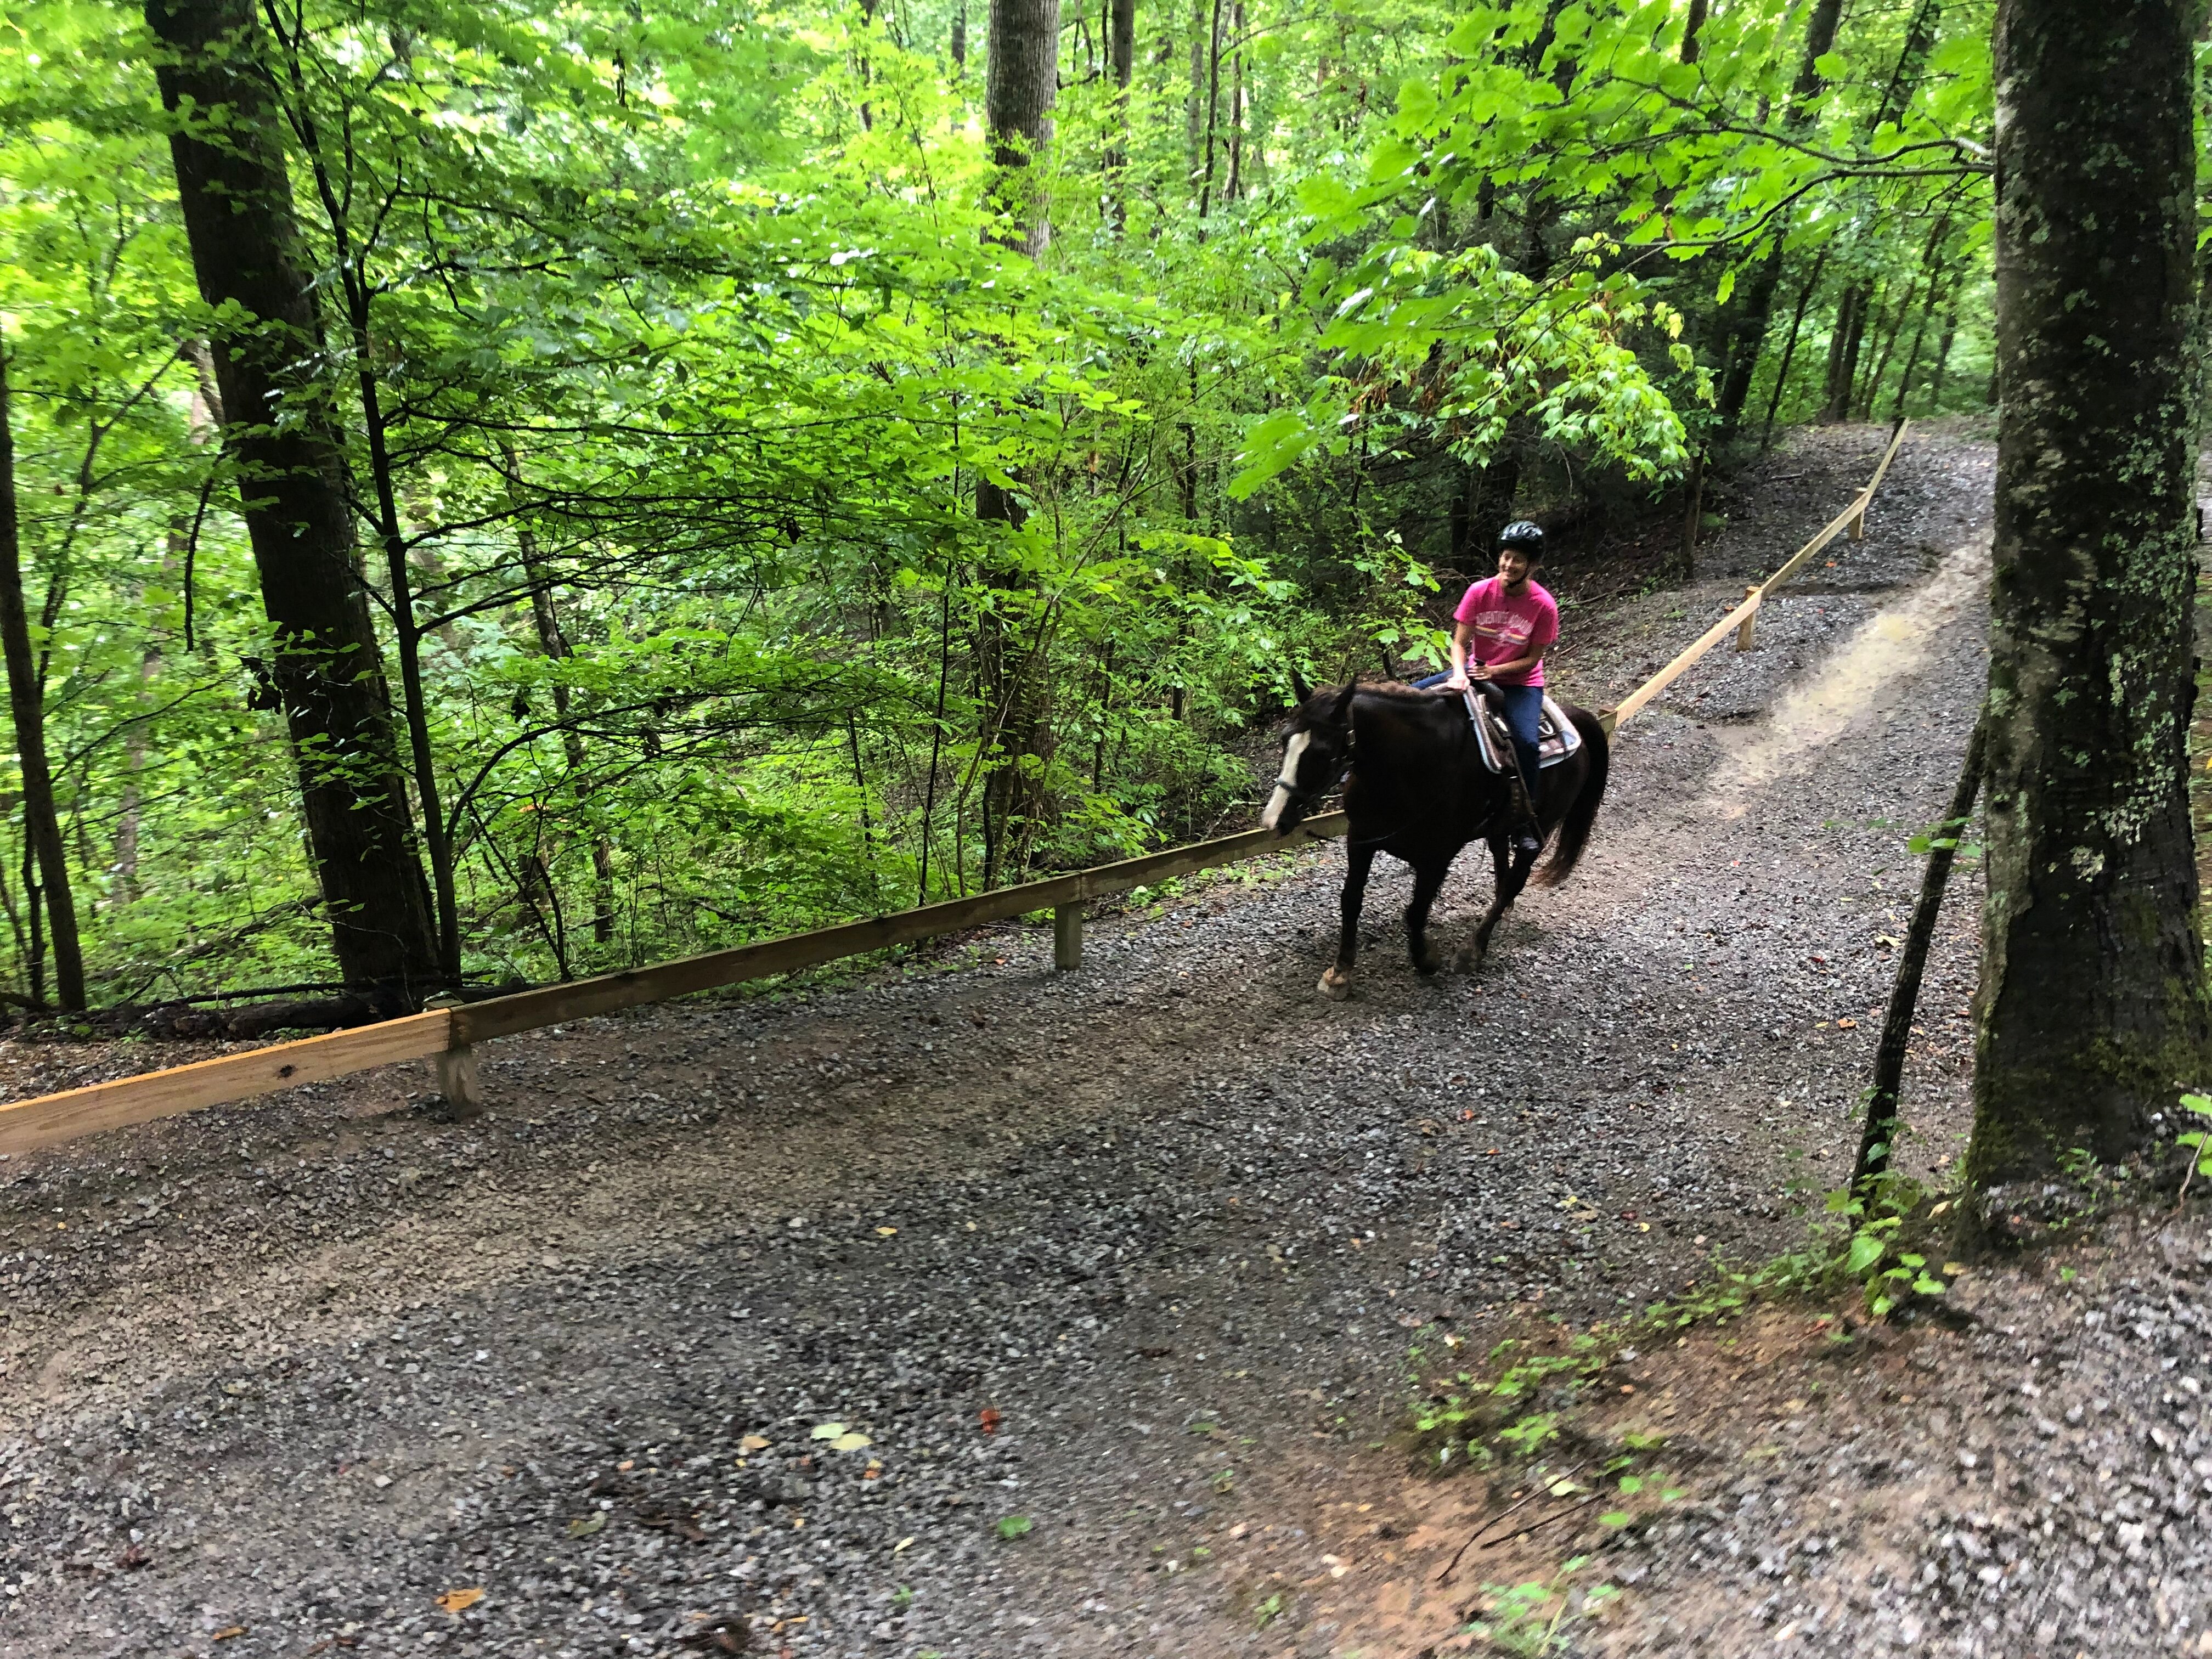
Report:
1262,667,1357,834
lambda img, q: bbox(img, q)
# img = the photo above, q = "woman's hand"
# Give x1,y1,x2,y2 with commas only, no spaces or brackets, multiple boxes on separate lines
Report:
1444,668,1470,691
1468,660,1492,682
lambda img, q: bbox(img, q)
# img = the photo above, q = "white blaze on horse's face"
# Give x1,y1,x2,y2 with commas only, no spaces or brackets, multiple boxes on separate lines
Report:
1262,730,1311,831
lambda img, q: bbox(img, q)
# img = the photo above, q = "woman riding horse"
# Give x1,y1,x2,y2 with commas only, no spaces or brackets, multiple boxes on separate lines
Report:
1261,589,1610,998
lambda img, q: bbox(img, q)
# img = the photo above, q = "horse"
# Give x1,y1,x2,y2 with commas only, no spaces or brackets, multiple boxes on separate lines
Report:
1261,669,1610,999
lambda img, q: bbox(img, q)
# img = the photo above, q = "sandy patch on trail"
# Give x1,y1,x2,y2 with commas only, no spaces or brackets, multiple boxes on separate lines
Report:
1705,535,1993,812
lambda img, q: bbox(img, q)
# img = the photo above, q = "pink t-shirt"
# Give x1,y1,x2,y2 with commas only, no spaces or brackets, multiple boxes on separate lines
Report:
1453,577,1559,687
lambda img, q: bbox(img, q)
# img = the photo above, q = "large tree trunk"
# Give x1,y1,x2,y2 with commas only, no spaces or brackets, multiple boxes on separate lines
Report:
0,353,84,1011
145,0,440,1005
1967,0,2212,1196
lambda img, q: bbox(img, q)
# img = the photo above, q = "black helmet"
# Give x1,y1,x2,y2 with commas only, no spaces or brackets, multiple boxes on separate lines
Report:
1498,520,1543,552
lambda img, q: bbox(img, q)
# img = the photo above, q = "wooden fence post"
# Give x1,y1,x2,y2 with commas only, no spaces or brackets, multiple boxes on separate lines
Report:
422,995,482,1119
1053,902,1084,970
1849,488,1870,541
1735,585,1759,651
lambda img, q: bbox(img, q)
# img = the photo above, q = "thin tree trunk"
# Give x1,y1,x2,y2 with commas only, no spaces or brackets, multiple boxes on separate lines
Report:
1226,2,1244,202
1854,285,1909,421
1197,0,1224,225
1709,0,1845,443
1186,0,1204,185
1759,249,1829,449
508,465,614,952
352,342,461,983
1926,287,1962,410
1967,0,2212,1195
1105,0,1135,230
1883,220,1954,419
1823,283,1870,420
1890,272,1948,420
1675,447,1706,579
144,0,438,1005
1855,710,1985,1184
0,353,84,1011
978,0,1060,888
918,572,953,904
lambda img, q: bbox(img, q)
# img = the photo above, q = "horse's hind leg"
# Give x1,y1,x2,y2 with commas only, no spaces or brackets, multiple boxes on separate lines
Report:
1321,844,1374,1001
1458,836,1515,973
1405,857,1449,975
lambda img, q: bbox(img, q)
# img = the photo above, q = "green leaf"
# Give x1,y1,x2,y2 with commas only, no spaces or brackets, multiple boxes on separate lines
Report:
995,1516,1034,1541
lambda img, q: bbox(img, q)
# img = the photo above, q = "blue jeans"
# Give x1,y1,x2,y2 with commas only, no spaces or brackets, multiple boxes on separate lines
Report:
1415,673,1544,810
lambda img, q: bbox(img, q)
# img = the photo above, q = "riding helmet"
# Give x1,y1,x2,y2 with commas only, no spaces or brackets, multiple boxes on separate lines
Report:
1498,520,1544,552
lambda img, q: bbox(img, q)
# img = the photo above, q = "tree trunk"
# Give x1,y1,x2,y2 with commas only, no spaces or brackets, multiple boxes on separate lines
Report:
1708,0,1846,443
978,0,1060,887
1713,257,1785,444
1926,287,1962,409
1186,0,1205,187
145,0,439,1005
1822,283,1870,421
986,0,1060,256
1674,447,1706,579
952,0,968,69
1104,0,1136,229
1679,0,1708,61
1891,275,1946,420
1855,710,1985,1185
1967,0,2212,1196
1884,221,1953,419
516,507,616,952
1759,249,1829,449
351,329,462,982
0,353,84,1011
1197,0,1224,225
1225,2,1245,204
1853,285,1908,421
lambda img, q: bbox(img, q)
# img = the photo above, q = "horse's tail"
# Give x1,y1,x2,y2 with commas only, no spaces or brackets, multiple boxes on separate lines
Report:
1532,707,1609,889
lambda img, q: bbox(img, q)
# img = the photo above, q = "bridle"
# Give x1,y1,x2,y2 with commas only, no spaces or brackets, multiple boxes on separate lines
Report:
1271,727,1352,819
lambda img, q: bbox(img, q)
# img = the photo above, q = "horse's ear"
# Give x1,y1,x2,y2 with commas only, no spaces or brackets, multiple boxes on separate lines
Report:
1331,678,1358,721
1289,664,1313,706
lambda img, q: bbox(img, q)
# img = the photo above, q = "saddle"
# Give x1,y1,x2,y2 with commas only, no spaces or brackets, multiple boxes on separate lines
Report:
1461,686,1583,777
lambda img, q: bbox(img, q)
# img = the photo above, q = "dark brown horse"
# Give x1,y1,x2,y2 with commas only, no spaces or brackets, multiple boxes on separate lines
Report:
1262,672,1610,998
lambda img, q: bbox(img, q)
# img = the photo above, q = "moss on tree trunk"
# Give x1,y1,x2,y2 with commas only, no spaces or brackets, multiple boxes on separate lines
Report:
1968,0,2212,1190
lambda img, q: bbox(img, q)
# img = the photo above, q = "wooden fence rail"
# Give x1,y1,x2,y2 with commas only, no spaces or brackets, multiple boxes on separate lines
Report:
0,815,1350,1156
1607,420,1909,732
0,424,1912,1158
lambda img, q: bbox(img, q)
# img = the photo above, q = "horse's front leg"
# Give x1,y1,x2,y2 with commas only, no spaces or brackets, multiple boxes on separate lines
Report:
1459,834,1515,973
1404,857,1449,976
1320,843,1375,1001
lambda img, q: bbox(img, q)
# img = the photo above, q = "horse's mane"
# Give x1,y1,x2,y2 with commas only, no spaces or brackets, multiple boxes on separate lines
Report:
1348,679,1445,701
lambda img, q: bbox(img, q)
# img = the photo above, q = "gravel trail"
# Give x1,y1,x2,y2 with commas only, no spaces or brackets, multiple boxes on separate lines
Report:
0,428,2005,1658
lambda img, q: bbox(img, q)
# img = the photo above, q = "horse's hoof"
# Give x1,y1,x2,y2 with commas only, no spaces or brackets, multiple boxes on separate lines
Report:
1451,947,1480,975
1414,951,1442,977
1318,967,1353,1001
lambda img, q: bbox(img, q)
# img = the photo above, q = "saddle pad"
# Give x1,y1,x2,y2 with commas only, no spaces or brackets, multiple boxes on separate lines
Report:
1464,691,1583,776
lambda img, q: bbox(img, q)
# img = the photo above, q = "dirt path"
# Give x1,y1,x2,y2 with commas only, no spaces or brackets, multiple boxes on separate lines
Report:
0,428,1998,1659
